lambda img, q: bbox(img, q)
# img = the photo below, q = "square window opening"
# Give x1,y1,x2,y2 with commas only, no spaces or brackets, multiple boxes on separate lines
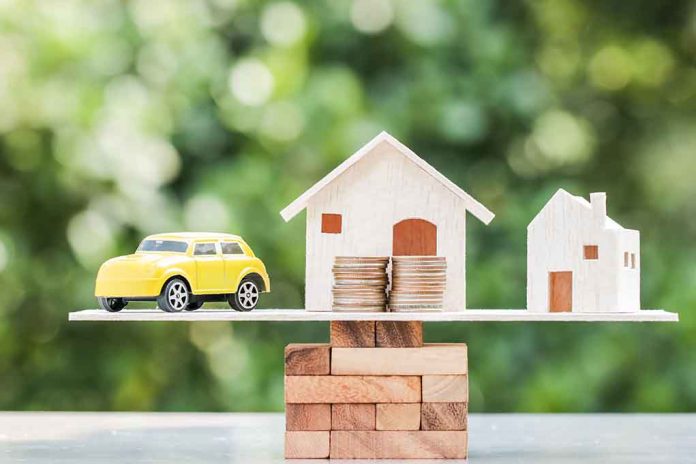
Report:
322,213,342,234
584,245,599,260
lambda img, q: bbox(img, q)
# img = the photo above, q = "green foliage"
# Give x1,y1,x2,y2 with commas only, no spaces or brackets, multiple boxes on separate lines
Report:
0,0,694,412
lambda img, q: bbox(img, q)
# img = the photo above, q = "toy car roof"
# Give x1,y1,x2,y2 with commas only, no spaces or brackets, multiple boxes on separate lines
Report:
144,232,243,241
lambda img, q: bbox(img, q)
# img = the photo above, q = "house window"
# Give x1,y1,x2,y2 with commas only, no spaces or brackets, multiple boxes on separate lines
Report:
584,245,599,260
321,213,342,234
631,253,636,269
624,252,630,267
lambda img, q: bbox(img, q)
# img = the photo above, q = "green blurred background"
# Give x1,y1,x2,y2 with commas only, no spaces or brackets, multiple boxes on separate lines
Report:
0,0,694,413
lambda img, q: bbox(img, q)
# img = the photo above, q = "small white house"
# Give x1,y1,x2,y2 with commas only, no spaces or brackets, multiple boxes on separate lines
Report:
527,189,640,313
280,131,495,311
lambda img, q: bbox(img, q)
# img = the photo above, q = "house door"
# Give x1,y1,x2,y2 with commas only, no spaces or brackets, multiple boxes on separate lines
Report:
549,271,572,312
392,219,437,256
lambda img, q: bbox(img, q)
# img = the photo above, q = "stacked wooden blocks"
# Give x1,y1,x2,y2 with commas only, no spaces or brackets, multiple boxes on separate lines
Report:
285,321,468,459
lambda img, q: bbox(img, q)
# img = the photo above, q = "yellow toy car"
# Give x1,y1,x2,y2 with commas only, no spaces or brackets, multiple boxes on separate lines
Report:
95,232,270,313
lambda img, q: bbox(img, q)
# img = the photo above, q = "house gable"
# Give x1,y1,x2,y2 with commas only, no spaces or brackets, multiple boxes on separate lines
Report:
280,131,494,225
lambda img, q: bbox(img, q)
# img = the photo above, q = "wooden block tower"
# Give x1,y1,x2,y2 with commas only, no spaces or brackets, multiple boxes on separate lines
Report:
284,321,468,459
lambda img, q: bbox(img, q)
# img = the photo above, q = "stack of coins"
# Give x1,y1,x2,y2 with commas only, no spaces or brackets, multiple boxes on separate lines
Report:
332,256,389,312
389,256,447,311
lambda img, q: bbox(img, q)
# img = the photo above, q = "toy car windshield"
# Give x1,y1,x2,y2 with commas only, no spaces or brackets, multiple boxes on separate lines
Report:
137,240,188,253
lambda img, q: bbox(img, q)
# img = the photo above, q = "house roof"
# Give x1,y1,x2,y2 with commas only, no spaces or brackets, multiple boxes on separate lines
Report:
529,188,624,230
279,131,495,224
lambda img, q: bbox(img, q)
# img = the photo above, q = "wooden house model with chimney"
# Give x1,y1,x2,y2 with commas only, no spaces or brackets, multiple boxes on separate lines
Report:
280,131,495,312
527,189,640,313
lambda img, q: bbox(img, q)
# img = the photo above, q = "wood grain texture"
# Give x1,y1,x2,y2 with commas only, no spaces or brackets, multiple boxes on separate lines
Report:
285,404,331,431
284,431,330,458
375,321,423,347
331,344,467,375
331,404,376,430
375,403,420,431
527,189,641,313
330,431,468,459
393,218,437,256
330,321,375,347
549,271,573,312
285,376,420,403
421,403,468,431
422,375,468,402
284,344,330,375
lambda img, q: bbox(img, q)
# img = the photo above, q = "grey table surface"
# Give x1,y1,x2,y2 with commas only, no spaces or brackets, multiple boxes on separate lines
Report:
0,412,694,463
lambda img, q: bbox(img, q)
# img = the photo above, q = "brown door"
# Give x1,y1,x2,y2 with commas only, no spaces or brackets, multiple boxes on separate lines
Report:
549,271,572,312
392,219,437,256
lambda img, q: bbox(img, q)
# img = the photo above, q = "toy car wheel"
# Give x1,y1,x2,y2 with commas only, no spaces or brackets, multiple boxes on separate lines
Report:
185,300,204,311
158,278,190,312
98,297,126,312
229,278,259,312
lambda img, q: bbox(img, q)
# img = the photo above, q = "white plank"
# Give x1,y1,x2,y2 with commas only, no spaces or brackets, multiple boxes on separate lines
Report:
68,309,678,322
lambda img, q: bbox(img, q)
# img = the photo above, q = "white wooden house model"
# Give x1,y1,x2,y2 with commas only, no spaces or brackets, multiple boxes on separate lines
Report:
527,189,640,313
280,131,494,311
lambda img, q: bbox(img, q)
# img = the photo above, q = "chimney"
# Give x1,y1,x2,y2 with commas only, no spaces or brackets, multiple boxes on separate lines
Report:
590,192,606,223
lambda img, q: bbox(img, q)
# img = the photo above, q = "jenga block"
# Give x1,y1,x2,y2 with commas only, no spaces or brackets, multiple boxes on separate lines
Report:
284,344,330,375
285,431,330,458
422,375,468,402
285,404,331,431
330,431,468,459
330,321,375,347
285,376,420,403
375,321,423,347
331,344,467,375
332,404,376,430
421,403,468,431
376,403,420,430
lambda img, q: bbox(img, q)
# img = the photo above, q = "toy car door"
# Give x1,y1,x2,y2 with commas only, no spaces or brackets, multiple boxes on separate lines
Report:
192,241,225,292
221,241,249,291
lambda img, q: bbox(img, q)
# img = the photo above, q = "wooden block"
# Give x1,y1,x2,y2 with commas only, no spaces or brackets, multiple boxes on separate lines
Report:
285,431,330,458
422,375,468,402
330,431,468,459
331,404,375,430
285,404,331,431
421,402,468,431
331,344,467,375
285,376,420,403
330,321,375,347
375,321,423,347
376,403,420,430
284,344,330,375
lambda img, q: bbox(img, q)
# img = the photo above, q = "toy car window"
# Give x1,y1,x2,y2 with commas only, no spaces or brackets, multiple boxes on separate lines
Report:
137,240,188,253
194,242,217,255
221,242,244,255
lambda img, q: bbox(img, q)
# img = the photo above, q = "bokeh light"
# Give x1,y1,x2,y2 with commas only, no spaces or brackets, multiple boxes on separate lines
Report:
351,0,394,35
261,2,307,47
228,58,275,106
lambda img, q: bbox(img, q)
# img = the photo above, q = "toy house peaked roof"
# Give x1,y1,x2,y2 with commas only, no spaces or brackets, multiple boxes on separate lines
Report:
528,188,625,230
280,131,495,224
